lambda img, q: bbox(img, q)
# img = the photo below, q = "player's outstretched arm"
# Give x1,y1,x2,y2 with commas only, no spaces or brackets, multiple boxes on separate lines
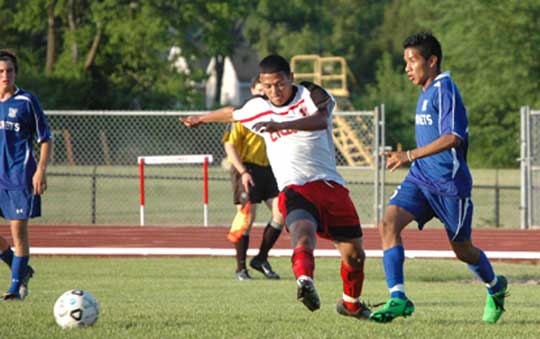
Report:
384,134,461,172
180,106,235,127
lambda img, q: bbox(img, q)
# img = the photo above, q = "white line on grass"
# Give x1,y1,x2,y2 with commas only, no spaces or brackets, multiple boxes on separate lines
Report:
29,247,540,260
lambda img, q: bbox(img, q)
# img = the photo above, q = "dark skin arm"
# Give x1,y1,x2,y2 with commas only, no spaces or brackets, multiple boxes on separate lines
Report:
384,134,461,172
180,106,234,127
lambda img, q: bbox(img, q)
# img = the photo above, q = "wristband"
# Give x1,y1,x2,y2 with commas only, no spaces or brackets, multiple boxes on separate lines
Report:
406,150,413,162
240,171,248,176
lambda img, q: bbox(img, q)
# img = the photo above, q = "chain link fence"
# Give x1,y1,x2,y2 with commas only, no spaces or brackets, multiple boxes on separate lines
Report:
40,110,380,226
5,109,522,228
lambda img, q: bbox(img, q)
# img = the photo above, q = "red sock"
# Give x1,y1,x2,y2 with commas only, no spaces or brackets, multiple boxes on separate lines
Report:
341,261,364,311
291,246,314,279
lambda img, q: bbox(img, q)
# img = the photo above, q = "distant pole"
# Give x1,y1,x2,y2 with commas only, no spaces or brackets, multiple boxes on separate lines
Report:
495,169,500,227
203,156,209,227
139,158,145,226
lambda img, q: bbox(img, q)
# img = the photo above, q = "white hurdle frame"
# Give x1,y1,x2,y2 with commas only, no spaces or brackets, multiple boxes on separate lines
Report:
137,154,214,226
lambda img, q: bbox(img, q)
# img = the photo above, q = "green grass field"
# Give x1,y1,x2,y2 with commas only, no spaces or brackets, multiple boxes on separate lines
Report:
0,257,538,338
35,166,522,228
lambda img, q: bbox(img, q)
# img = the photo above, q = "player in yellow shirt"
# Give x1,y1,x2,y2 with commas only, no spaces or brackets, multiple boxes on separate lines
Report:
223,78,283,280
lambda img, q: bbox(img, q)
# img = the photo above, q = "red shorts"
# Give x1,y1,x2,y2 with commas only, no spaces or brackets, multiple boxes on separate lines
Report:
278,180,362,240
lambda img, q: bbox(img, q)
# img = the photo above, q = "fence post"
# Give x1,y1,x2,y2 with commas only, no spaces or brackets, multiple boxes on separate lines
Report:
520,106,529,229
374,106,383,226
91,166,97,224
494,169,500,227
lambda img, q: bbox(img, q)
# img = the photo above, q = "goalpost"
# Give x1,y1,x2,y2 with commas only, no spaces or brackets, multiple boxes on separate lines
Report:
137,154,214,226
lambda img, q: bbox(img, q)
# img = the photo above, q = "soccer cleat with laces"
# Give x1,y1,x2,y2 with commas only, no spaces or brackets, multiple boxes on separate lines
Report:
297,278,320,311
18,265,35,300
483,275,508,324
336,299,372,320
235,269,253,281
250,257,280,279
370,297,415,323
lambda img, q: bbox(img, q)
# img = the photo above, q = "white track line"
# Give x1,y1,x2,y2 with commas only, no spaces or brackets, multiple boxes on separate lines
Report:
29,247,540,260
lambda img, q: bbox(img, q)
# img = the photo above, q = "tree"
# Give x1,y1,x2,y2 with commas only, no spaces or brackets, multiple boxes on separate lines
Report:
1,1,205,109
180,1,253,106
407,0,540,167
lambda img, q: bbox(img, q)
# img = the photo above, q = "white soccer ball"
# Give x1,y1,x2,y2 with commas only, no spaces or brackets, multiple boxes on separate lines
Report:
53,289,100,329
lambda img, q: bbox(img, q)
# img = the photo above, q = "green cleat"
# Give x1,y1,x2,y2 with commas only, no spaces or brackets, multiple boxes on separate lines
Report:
483,275,508,324
370,297,415,323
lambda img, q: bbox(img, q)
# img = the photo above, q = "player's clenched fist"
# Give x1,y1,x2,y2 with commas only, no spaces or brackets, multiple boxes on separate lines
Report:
180,115,202,127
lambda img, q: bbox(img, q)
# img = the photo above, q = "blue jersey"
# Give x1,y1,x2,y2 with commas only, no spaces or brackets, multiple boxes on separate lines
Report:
406,72,472,198
0,88,51,190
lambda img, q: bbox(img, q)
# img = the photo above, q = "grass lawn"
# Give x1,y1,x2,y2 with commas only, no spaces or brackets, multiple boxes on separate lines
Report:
0,257,538,338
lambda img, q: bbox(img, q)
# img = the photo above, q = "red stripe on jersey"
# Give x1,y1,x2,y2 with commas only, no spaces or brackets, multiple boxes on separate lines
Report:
239,99,305,123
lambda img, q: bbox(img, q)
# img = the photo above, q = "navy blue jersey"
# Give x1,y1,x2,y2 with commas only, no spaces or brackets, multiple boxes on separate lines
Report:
406,72,472,197
0,88,51,190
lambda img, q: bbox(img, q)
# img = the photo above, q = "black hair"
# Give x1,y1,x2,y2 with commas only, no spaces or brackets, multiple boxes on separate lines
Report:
259,54,291,75
0,49,18,73
403,32,442,70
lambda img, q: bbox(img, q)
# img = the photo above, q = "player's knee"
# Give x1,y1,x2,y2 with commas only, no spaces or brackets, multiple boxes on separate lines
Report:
348,253,366,269
289,222,316,248
452,242,478,264
378,219,399,238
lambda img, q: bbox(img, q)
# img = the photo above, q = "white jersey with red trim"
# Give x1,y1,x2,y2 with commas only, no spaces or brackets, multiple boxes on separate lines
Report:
232,82,344,190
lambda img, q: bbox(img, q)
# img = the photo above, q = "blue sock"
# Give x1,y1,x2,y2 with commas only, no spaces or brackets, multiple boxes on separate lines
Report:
383,245,406,299
468,250,501,294
0,247,14,267
7,256,29,295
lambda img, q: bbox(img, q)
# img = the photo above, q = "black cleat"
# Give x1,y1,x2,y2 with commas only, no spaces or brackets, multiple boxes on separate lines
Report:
19,265,35,300
297,278,320,311
1,292,21,301
250,257,280,279
336,299,372,320
235,269,253,281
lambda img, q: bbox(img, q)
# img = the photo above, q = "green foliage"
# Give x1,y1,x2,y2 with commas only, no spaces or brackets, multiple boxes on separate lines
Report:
361,52,418,149
245,0,389,93
1,1,206,109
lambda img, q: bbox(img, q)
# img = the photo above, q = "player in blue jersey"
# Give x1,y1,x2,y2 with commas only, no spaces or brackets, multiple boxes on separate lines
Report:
370,33,508,324
0,50,52,300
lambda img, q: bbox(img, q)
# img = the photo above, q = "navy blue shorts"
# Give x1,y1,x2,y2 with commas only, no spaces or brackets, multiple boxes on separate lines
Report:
388,179,472,242
0,188,41,220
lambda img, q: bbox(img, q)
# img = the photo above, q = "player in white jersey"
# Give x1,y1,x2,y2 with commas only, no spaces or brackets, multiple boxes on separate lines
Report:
182,54,371,319
0,50,51,300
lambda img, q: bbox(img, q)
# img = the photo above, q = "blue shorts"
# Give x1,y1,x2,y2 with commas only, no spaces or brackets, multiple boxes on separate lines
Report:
0,188,41,220
388,179,472,242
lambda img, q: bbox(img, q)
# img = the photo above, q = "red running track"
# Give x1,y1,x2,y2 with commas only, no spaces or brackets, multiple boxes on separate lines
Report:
0,225,538,257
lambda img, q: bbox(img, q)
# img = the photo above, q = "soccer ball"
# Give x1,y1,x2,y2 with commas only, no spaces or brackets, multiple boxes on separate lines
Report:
53,289,100,329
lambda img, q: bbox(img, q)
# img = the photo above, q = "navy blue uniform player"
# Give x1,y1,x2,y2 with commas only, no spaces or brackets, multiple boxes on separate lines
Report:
370,33,508,324
0,50,51,300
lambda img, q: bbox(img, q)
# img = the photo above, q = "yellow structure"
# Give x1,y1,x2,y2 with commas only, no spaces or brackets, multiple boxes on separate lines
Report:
291,55,373,167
